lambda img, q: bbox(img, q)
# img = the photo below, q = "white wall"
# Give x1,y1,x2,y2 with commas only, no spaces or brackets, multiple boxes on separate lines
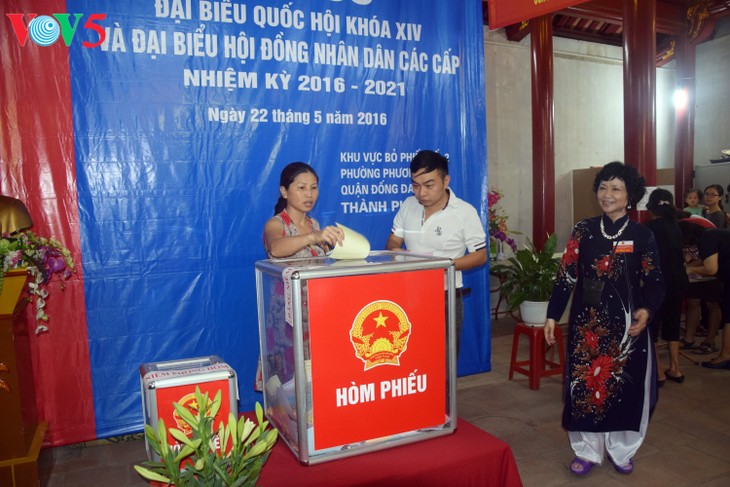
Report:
484,28,682,251
694,29,730,166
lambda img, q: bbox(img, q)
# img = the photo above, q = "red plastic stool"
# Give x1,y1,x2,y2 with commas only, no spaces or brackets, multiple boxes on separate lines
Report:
508,322,565,390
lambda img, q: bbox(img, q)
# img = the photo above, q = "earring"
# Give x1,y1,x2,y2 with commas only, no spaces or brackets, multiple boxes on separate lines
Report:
628,204,632,210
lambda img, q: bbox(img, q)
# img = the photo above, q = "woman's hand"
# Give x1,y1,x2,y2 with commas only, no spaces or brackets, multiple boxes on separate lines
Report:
544,318,556,345
628,308,650,337
310,225,344,248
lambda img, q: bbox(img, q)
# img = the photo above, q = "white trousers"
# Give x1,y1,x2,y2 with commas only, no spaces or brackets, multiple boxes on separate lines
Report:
568,337,653,466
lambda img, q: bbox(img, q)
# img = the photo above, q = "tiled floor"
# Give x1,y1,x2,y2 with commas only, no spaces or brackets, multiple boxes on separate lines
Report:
37,316,730,486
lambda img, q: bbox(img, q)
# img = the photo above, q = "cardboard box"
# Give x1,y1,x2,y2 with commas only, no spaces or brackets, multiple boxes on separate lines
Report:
139,355,238,462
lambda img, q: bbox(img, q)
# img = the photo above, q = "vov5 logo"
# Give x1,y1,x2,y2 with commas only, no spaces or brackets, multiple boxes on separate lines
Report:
6,13,106,48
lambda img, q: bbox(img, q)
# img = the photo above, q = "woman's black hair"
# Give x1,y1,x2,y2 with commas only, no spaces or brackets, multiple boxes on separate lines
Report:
678,219,708,247
646,188,683,220
592,161,646,208
274,162,318,215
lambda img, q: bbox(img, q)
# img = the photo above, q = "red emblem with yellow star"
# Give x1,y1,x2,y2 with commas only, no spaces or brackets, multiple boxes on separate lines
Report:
350,300,411,370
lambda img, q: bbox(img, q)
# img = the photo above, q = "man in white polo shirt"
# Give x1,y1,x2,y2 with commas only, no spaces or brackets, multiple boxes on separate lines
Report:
386,150,487,354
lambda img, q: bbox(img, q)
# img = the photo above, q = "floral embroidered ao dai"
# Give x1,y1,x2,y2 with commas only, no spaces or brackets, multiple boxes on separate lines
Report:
547,214,665,433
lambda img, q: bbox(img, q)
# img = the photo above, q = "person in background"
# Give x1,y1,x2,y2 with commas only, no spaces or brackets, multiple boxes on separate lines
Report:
701,184,727,229
386,150,487,355
645,189,688,385
683,188,703,216
679,217,722,354
679,220,730,369
263,162,344,258
544,161,665,476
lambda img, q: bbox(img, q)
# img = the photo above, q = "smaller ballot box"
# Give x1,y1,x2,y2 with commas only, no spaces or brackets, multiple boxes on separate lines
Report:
139,355,238,462
255,251,457,464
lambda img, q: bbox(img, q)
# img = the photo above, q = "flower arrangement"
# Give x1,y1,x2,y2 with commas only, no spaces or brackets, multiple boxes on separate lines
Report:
487,189,517,251
134,388,278,486
0,230,75,334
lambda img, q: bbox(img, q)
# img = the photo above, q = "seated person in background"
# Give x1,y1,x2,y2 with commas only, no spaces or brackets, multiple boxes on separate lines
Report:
683,188,703,216
701,185,727,229
681,221,730,369
678,217,722,355
386,150,487,355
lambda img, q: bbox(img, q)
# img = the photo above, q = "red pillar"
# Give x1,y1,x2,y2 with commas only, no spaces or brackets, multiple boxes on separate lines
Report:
673,34,696,206
531,15,555,249
623,0,657,186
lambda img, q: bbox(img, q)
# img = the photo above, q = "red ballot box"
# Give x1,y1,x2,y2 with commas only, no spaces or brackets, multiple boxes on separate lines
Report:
139,356,238,462
255,251,457,464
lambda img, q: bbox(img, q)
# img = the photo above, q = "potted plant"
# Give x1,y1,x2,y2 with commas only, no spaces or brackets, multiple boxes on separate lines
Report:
134,387,278,487
487,189,518,259
491,234,560,326
0,230,75,333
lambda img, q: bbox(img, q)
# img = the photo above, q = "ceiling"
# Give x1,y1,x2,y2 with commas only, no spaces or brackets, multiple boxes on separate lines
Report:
482,0,730,66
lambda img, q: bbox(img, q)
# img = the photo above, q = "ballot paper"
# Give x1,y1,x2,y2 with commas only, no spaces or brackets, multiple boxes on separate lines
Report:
327,223,370,260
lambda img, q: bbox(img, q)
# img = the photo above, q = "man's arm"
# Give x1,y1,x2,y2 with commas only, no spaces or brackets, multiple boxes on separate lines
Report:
453,248,487,271
386,233,405,251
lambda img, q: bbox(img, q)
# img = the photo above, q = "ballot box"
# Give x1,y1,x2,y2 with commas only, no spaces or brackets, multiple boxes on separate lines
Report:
139,356,239,462
255,251,457,464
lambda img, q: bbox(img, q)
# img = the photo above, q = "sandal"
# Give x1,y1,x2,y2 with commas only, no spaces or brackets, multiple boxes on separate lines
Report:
665,369,685,383
613,459,634,474
679,338,695,350
570,457,594,475
694,343,718,355
702,359,730,370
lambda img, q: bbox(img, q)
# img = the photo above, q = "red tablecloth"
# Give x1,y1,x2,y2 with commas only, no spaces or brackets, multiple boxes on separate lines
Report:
258,418,523,487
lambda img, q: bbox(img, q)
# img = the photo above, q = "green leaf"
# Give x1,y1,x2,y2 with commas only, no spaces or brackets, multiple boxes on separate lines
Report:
239,417,255,444
231,477,248,487
143,425,163,456
194,387,208,415
211,462,229,480
242,440,268,461
491,233,560,310
264,428,279,448
243,426,261,447
255,401,264,424
209,389,222,418
169,427,195,447
172,402,198,428
173,444,196,463
222,414,234,452
133,465,172,483
157,419,169,450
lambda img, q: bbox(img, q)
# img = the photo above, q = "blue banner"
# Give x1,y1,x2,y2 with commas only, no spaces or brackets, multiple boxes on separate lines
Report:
68,0,488,437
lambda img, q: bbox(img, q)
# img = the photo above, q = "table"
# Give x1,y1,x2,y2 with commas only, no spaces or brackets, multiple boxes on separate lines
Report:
258,418,523,486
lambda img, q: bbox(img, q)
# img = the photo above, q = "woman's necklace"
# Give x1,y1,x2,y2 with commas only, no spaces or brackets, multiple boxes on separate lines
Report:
600,216,629,240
